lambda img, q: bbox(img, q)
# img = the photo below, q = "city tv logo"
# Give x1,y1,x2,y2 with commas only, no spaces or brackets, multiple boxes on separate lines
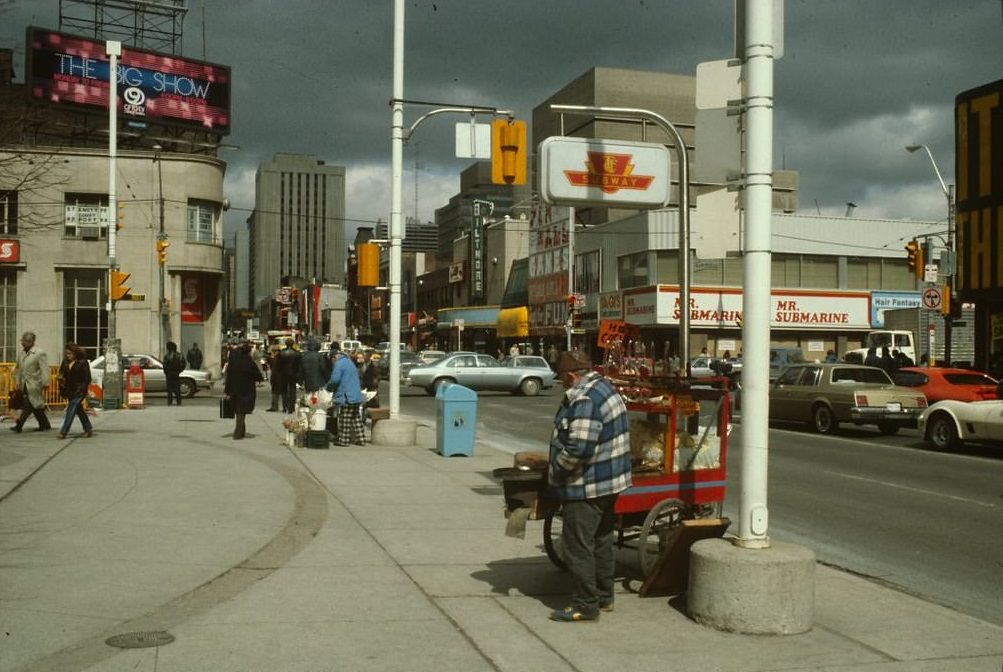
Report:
564,152,655,194
122,87,147,117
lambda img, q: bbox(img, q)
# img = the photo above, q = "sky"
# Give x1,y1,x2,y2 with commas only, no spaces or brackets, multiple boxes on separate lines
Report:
2,0,1002,247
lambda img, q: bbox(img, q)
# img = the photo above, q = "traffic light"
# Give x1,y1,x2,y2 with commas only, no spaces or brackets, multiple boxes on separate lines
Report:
117,201,125,230
109,270,131,301
905,239,924,279
357,242,379,287
156,238,170,265
491,119,527,185
567,294,578,327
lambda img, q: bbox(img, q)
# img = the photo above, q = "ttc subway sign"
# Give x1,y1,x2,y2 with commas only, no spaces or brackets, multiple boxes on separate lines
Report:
539,137,671,208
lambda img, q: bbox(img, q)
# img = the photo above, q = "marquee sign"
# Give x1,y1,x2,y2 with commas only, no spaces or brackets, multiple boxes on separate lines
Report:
539,137,671,208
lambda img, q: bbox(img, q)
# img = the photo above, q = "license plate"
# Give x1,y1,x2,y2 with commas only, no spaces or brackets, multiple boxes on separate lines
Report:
885,401,902,412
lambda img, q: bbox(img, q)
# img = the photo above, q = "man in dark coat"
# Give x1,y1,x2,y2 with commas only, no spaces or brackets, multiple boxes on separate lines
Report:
163,341,186,406
276,338,302,413
299,339,331,393
186,342,203,370
223,341,263,440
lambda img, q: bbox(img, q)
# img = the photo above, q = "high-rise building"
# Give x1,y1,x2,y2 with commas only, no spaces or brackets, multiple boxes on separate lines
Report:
248,153,346,307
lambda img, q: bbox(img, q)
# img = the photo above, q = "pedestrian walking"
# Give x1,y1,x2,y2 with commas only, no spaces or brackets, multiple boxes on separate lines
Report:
276,338,302,413
56,343,93,439
162,341,186,406
547,343,559,371
547,350,632,622
185,342,203,370
265,345,283,411
325,342,365,446
10,331,52,433
223,340,263,440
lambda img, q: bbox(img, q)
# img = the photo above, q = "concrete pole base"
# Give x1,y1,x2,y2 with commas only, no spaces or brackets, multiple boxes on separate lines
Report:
688,538,815,635
371,418,416,446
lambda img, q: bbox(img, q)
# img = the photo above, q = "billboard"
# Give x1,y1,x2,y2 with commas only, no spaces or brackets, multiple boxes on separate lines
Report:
26,27,231,134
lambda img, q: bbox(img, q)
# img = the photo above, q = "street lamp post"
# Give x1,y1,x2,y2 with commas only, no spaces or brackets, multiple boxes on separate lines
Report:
153,145,166,355
906,144,954,364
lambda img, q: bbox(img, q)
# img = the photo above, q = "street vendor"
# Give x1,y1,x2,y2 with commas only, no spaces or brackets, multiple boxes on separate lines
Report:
547,350,632,622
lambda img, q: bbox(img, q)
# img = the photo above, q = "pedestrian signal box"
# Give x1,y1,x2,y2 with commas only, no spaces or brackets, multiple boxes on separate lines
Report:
109,270,131,301
357,242,380,287
491,119,527,185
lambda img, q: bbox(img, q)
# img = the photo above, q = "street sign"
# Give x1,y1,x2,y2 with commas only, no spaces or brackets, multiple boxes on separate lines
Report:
573,293,585,309
921,287,942,311
923,263,938,284
456,318,464,332
539,137,671,208
275,287,291,304
127,293,146,301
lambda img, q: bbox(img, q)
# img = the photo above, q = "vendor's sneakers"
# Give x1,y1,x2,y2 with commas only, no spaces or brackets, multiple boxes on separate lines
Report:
549,606,599,622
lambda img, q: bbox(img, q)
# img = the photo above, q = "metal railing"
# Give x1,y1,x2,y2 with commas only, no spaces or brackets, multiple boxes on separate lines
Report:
0,364,70,412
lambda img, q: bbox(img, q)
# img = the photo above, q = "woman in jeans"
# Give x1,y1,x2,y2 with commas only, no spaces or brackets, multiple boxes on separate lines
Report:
57,343,93,439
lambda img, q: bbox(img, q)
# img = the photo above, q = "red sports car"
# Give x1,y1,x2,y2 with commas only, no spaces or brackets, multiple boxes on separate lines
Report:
891,367,999,404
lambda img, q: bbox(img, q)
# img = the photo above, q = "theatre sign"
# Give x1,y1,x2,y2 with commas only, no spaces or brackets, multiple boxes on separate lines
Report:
618,286,872,330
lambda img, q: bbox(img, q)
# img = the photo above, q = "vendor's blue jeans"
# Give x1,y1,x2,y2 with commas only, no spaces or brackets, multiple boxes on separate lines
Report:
562,494,618,614
60,396,93,435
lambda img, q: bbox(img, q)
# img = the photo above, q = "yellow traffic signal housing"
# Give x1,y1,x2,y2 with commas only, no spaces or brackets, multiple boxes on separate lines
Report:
109,270,131,301
940,285,951,316
491,119,527,185
117,202,125,230
905,240,923,279
356,242,380,287
156,238,170,265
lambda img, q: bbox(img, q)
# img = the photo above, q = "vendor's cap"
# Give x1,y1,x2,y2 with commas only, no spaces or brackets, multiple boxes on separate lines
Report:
556,350,591,375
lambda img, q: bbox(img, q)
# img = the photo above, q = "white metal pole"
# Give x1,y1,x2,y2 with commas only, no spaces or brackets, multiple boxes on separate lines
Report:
107,41,121,339
388,0,404,419
737,0,774,549
566,206,574,351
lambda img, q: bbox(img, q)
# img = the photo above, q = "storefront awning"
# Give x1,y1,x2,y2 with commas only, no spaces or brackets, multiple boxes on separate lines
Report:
496,306,529,338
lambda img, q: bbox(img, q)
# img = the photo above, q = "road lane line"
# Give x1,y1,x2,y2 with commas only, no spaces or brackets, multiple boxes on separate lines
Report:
825,471,996,508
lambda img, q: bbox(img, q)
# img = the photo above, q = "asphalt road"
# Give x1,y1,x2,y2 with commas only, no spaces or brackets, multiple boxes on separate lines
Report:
394,383,1003,627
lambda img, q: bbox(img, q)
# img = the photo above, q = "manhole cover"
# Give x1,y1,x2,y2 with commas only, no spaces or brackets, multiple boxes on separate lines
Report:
105,631,175,649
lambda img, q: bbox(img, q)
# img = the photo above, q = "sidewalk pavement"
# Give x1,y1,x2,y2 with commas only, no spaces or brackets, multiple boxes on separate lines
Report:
1,401,1001,672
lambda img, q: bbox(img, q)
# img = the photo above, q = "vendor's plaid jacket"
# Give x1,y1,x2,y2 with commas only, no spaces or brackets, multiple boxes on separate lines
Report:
549,371,632,500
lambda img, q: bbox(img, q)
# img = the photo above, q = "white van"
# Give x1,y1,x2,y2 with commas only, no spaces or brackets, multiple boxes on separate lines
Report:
340,340,363,353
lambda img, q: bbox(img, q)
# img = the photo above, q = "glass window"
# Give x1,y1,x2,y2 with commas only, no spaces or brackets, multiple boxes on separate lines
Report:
0,190,17,235
654,250,679,284
187,200,218,243
63,269,108,360
618,251,648,289
64,194,109,239
0,269,16,362
801,256,837,288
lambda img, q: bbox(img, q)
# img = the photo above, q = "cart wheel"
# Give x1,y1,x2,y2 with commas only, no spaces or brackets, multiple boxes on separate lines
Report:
543,511,567,571
637,498,688,577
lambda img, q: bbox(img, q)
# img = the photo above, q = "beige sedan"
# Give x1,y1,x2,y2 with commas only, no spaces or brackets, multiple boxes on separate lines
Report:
769,363,927,435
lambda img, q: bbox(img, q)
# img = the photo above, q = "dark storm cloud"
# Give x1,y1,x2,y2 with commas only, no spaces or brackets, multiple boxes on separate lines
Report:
2,0,1000,231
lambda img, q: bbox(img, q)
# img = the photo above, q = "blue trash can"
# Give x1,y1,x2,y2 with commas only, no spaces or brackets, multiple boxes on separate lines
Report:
435,382,477,457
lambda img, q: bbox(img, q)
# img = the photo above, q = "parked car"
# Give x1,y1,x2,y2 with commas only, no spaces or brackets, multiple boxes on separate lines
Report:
408,352,556,396
90,354,212,398
377,350,421,380
891,367,999,404
769,363,927,435
769,347,806,381
917,399,1003,450
418,349,447,365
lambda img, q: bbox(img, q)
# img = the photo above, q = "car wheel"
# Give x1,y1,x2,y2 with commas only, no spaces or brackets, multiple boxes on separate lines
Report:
812,403,838,434
927,413,960,450
433,378,454,394
520,378,541,396
179,379,196,398
877,421,899,435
